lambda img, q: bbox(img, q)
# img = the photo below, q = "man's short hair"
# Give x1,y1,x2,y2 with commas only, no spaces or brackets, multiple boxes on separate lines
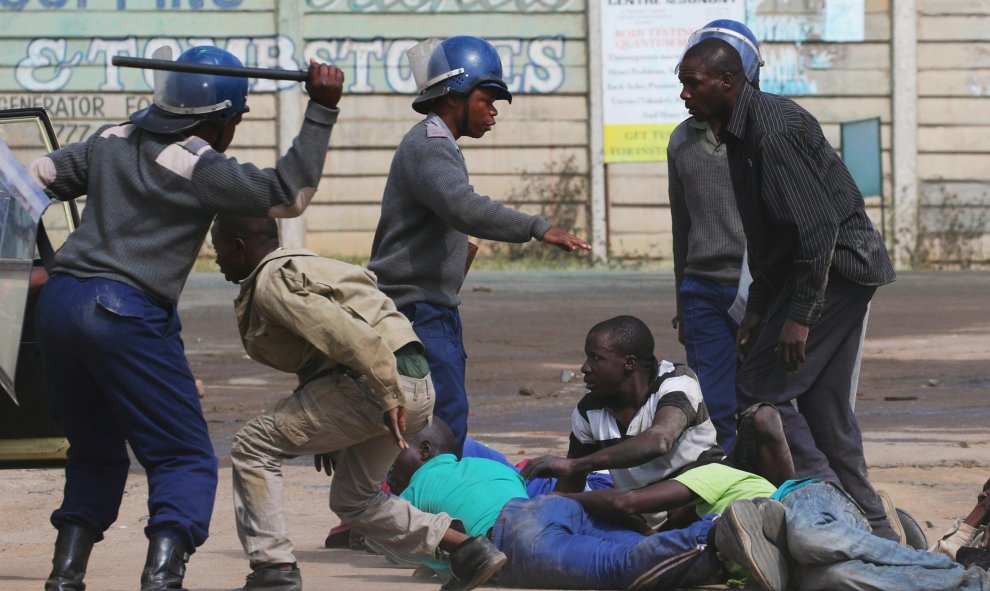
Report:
589,315,655,365
683,37,745,82
213,215,279,242
408,416,456,456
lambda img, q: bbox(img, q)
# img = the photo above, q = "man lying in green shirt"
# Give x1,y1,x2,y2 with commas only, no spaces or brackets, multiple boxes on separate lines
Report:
390,417,776,590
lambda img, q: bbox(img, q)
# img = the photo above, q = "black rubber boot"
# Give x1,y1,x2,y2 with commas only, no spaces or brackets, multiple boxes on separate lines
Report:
44,525,99,591
139,535,190,591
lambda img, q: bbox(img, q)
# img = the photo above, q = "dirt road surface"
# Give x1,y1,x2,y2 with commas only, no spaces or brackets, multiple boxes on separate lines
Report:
2,270,989,590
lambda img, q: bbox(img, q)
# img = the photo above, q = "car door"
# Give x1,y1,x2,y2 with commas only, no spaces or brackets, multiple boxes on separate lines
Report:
0,107,79,462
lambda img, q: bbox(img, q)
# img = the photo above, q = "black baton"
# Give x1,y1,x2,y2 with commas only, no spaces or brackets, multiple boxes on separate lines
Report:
112,55,308,82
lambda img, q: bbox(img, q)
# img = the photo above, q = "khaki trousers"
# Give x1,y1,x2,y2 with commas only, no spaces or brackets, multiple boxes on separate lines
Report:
231,372,450,567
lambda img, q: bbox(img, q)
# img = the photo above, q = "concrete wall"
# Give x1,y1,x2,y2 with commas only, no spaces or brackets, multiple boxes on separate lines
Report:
913,0,990,268
605,0,895,262
1,0,987,267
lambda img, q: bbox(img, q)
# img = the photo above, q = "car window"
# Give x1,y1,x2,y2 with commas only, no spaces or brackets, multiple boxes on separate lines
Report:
0,109,78,250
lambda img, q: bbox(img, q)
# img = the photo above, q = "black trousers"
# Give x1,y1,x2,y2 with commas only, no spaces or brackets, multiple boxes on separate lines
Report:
736,274,891,534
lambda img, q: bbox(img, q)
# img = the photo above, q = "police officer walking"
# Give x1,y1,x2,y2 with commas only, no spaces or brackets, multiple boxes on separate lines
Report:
30,46,343,590
369,36,590,456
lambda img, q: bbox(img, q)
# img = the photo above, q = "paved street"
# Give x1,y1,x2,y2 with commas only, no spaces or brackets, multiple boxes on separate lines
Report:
2,269,989,590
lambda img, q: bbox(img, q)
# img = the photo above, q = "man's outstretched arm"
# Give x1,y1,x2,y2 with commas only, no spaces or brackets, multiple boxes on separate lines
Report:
521,406,690,482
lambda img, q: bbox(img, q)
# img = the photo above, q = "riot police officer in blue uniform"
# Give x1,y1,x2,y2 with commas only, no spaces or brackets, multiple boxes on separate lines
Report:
30,46,344,590
368,36,590,457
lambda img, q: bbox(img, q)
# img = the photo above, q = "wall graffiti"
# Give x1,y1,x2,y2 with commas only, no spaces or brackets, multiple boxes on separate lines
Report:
761,46,820,96
10,35,569,94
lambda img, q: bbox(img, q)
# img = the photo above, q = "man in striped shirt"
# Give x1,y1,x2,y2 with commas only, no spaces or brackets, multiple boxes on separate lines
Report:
519,315,725,527
676,37,898,541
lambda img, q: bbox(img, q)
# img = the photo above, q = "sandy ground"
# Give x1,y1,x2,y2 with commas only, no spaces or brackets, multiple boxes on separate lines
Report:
2,270,989,591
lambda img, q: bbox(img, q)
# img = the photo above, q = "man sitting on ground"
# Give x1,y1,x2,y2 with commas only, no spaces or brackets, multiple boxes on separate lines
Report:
521,315,794,525
392,417,787,590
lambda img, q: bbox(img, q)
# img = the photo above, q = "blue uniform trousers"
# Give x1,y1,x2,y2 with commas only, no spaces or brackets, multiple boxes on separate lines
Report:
492,495,721,590
400,302,469,455
679,275,740,452
35,274,217,549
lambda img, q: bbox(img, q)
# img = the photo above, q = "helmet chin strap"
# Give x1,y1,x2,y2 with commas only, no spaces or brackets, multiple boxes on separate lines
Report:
206,114,233,151
458,93,470,138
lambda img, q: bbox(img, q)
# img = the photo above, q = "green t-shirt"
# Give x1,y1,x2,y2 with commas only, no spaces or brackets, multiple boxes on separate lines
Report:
399,454,528,537
673,463,777,517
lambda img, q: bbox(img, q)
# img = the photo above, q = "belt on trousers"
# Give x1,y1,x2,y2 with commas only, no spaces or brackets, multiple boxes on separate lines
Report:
297,364,360,389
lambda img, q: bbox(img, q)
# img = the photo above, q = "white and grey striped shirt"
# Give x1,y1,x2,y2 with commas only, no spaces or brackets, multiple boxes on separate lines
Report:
567,359,723,491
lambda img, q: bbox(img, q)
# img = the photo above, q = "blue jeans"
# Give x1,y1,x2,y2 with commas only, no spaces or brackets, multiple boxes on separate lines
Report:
783,482,989,591
35,274,217,549
400,303,469,455
491,496,721,589
679,275,739,451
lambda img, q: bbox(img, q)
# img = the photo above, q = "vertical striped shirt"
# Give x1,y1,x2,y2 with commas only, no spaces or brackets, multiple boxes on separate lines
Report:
723,82,895,325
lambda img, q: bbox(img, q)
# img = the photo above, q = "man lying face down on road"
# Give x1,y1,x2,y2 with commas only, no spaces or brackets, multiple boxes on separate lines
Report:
520,315,795,527
394,418,990,591
390,417,790,590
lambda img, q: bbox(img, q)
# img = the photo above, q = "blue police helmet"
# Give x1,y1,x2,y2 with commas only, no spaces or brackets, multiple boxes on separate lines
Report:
131,46,250,134
681,19,763,84
412,36,512,114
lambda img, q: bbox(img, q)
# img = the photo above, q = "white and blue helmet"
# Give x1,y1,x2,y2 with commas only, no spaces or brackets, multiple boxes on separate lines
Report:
409,36,512,114
680,19,764,85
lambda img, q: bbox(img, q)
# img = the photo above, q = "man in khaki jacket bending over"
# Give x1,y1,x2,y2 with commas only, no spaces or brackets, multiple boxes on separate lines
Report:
210,215,505,591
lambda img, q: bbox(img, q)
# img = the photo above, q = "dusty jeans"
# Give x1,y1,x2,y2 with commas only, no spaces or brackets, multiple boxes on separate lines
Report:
784,482,990,591
231,372,451,567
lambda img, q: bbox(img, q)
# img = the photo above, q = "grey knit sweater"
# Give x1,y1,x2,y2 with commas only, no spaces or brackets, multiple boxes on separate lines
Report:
668,117,746,316
369,115,551,309
29,102,338,303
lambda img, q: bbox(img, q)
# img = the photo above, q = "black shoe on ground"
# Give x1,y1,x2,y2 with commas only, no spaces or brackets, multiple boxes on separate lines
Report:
715,498,789,591
139,534,190,591
442,536,506,591
45,524,100,591
241,564,302,591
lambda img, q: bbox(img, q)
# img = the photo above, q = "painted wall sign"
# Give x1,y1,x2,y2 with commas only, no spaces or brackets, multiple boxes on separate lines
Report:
600,0,744,163
5,36,572,94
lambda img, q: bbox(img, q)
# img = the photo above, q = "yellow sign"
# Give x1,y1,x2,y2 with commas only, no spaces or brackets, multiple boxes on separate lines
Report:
603,123,677,163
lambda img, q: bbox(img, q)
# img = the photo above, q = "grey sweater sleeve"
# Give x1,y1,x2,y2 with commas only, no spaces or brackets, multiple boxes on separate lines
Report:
413,136,552,242
192,101,339,217
32,127,100,201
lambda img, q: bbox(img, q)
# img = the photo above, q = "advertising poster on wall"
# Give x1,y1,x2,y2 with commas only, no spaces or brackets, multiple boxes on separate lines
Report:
601,0,744,163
